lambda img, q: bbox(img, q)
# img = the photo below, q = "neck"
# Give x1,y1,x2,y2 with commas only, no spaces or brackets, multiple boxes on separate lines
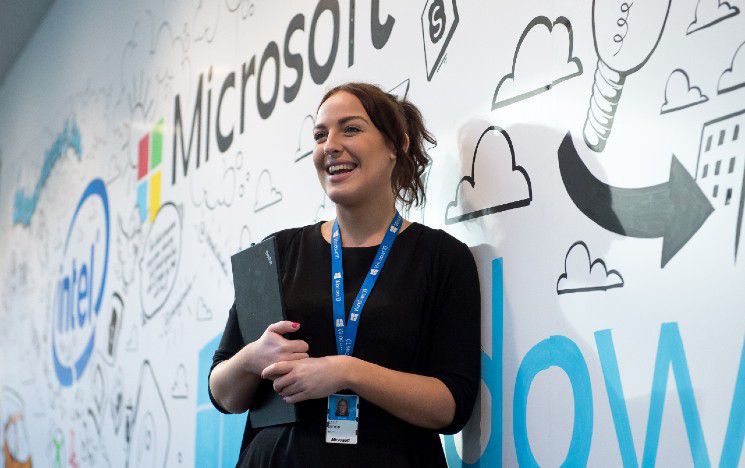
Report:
335,194,397,247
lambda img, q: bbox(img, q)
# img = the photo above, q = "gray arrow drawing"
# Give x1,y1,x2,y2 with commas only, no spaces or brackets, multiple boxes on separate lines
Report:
558,132,714,267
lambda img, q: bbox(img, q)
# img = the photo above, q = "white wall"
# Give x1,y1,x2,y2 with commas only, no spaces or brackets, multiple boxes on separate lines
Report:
0,0,743,466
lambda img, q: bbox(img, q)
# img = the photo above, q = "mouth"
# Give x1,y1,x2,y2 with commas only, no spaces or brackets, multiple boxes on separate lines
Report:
325,162,358,183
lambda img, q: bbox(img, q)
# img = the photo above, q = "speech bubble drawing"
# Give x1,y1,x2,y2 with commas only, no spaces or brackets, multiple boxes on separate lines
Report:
139,202,183,322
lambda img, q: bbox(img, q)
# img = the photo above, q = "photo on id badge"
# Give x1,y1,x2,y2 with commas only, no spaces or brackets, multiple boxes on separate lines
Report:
326,394,359,444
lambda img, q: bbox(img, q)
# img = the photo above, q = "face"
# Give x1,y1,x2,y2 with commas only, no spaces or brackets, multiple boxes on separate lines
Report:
313,91,397,207
337,399,348,414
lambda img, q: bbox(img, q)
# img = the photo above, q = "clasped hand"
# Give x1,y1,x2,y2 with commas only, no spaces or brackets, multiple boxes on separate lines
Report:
262,355,351,404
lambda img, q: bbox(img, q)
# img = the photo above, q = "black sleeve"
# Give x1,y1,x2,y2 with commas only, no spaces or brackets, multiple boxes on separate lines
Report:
425,233,481,434
208,301,244,414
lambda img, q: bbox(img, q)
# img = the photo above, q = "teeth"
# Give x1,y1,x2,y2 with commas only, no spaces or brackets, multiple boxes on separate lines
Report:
328,163,356,175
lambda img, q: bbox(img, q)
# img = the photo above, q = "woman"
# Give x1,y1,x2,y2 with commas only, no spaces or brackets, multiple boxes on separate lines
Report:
208,82,481,467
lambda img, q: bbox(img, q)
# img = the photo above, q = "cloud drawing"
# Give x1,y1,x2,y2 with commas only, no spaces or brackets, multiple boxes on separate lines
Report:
492,16,582,110
688,0,739,34
254,169,283,212
660,69,709,114
557,241,624,294
718,40,745,94
445,126,532,224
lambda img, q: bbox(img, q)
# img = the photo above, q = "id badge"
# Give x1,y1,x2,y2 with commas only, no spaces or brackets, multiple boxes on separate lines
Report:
325,394,359,444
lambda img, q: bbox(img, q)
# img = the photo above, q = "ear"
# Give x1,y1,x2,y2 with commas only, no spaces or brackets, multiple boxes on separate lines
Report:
403,133,410,154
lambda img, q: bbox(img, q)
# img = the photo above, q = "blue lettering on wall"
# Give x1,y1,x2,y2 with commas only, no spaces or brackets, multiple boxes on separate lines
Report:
444,257,503,467
513,335,593,467
51,178,110,387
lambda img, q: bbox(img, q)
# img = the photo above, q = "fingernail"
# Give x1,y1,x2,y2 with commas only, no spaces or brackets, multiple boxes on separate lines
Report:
292,322,300,328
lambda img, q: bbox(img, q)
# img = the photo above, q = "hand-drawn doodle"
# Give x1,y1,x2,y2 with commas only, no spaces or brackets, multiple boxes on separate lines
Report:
1,388,31,468
97,292,124,365
584,0,672,152
225,0,255,19
237,225,253,253
111,370,125,434
125,325,139,352
491,16,582,110
12,119,82,226
189,165,242,210
557,241,624,294
120,15,191,120
388,78,411,101
558,133,713,267
198,222,229,276
254,169,283,212
116,206,145,293
445,126,532,224
126,361,171,468
192,0,221,44
68,429,79,468
171,364,189,399
140,202,183,323
660,69,709,114
314,194,336,223
50,428,66,468
718,40,745,95
195,296,214,321
295,115,316,162
421,0,459,81
688,0,740,35
693,109,745,260
92,363,106,415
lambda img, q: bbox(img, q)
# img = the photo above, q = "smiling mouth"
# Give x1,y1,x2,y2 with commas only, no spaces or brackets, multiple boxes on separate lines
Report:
327,163,357,175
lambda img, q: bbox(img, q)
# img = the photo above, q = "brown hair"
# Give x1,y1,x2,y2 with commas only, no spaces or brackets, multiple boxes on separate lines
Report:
318,82,435,209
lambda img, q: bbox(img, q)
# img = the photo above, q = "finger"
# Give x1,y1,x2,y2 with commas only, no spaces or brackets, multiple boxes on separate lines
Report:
284,340,309,353
262,361,293,380
273,374,294,394
284,352,309,361
267,321,301,335
278,381,303,397
283,391,308,404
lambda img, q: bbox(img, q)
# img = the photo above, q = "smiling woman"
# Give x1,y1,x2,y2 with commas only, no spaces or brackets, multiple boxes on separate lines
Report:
208,82,481,467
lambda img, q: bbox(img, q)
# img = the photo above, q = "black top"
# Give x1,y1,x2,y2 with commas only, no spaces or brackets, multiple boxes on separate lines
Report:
209,221,481,467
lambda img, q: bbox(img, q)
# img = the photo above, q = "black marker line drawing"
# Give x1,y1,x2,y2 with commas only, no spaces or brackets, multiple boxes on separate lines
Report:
559,132,713,267
445,126,532,224
171,364,188,399
388,78,411,101
199,222,229,276
92,363,106,416
584,0,672,152
693,109,745,261
718,40,745,95
125,325,138,352
189,166,243,210
254,169,283,212
98,292,125,366
192,0,220,44
225,0,255,19
314,193,335,223
139,202,184,323
111,370,124,435
557,241,624,294
688,0,740,34
126,361,171,468
491,16,582,110
660,69,709,114
295,115,316,162
195,297,214,322
421,0,459,81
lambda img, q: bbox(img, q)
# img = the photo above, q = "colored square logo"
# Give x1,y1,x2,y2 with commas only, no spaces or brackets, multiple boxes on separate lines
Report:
136,119,164,223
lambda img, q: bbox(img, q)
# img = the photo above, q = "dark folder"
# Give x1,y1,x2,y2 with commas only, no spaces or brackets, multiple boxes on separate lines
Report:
230,236,297,428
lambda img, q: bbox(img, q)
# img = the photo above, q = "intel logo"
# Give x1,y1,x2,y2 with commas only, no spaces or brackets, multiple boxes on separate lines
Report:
52,179,110,387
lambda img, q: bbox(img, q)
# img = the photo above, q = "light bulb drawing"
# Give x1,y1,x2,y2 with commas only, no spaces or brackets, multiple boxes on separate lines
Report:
584,0,672,152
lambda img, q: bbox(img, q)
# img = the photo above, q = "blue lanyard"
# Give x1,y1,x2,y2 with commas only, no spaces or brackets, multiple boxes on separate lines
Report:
331,212,403,356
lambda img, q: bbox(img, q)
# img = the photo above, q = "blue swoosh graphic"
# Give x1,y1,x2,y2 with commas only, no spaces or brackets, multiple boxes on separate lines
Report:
13,119,82,226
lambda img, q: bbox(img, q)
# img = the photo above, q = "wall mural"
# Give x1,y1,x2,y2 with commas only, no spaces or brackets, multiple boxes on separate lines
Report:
0,0,743,467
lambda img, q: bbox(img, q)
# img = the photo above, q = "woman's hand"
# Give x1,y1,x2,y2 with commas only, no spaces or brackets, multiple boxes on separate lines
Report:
261,355,353,403
239,321,310,376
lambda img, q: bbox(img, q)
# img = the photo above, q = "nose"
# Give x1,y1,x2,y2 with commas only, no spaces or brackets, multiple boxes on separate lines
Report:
323,129,342,158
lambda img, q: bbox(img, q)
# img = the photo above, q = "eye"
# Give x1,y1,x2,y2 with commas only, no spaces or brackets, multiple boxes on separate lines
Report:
344,126,360,134
313,131,327,142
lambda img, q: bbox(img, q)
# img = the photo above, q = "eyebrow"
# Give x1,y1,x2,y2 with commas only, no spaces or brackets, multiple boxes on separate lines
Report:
313,115,368,130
